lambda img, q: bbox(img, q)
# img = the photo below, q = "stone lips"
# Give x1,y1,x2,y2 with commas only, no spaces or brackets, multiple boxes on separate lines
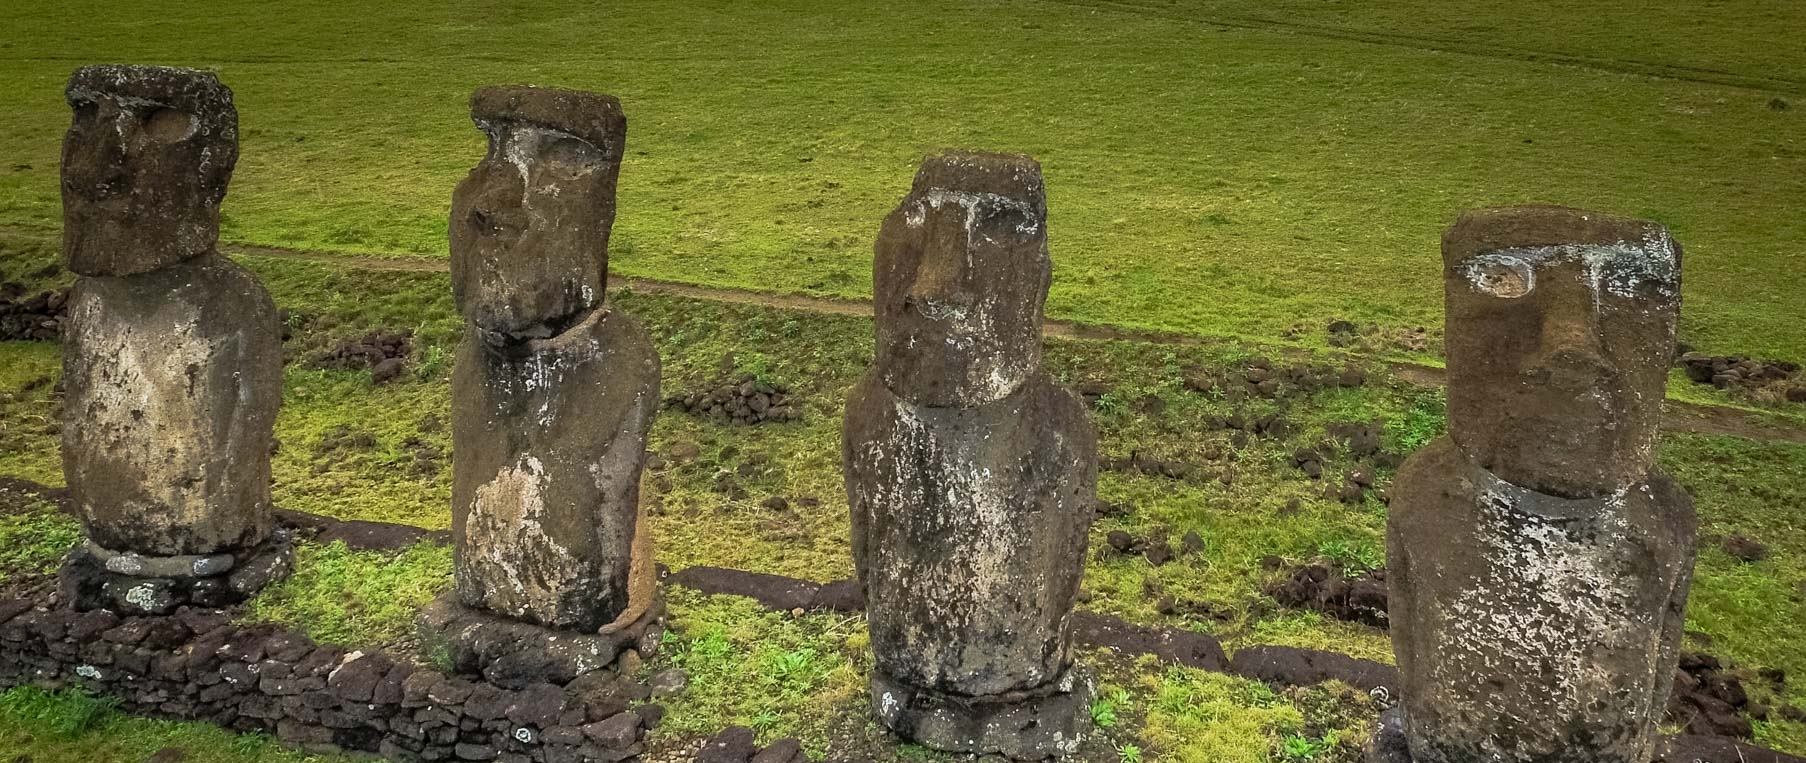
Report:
451,86,626,337
451,306,660,632
1442,205,1680,498
1387,438,1696,763
62,64,238,277
873,150,1052,409
61,253,282,557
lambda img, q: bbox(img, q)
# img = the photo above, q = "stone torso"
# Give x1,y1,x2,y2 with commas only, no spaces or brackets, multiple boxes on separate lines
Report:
60,253,281,556
451,307,659,631
844,369,1096,697
1388,437,1695,763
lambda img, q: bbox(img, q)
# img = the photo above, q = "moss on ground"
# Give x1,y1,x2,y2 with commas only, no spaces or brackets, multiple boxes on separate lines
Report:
647,586,870,754
0,491,79,588
245,540,453,648
0,686,355,763
2,239,1804,758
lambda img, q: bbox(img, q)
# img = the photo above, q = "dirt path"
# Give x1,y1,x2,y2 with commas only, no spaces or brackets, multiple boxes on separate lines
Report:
6,227,1802,444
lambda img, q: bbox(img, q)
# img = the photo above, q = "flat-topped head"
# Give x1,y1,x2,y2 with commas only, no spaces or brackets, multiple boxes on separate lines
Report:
1443,205,1681,498
450,85,626,338
61,65,238,277
874,150,1052,408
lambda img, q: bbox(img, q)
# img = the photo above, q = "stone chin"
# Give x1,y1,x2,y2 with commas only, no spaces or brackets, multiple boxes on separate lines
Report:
875,328,1036,408
1452,359,1655,498
63,203,216,276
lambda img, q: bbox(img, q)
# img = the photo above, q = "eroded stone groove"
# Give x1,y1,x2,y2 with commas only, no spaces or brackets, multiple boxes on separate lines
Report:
435,85,664,687
843,151,1098,759
1373,206,1700,763
56,65,291,615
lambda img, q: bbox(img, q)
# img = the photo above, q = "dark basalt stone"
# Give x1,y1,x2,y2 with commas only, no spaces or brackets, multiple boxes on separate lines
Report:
847,372,1095,699
872,150,1051,409
60,530,292,615
870,668,1094,760
61,65,237,277
449,85,658,637
1442,205,1680,499
1388,207,1696,763
450,86,625,338
1230,645,1399,695
846,151,1096,759
416,595,658,691
62,252,281,558
450,307,658,631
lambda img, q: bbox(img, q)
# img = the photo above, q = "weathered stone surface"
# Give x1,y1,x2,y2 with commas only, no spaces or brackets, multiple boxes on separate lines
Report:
846,151,1095,758
62,530,292,615
61,65,237,277
1386,207,1697,763
450,86,625,338
846,371,1095,699
870,667,1093,759
872,150,1051,409
450,307,658,630
448,85,658,635
1442,205,1680,498
416,596,654,690
696,726,758,763
62,253,281,556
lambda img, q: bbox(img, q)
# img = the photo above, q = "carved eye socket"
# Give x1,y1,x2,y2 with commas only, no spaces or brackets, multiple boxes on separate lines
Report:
1467,255,1535,299
540,136,600,177
142,107,194,142
71,99,99,122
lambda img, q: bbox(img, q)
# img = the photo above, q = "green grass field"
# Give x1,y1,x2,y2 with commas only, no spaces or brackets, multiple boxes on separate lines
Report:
1,0,1802,360
2,2,1804,761
3,236,1804,761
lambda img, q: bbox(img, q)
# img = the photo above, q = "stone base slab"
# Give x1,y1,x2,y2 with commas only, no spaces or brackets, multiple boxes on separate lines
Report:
418,592,663,691
59,530,295,615
1365,707,1412,763
870,666,1094,760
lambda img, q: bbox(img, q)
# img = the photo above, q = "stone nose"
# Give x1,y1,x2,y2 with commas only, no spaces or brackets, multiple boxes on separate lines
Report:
65,102,135,200
904,250,966,310
1533,284,1609,373
464,161,528,236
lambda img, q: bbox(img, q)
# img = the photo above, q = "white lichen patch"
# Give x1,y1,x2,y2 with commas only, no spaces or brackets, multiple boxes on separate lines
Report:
1437,470,1660,733
1463,238,1680,307
467,455,581,618
123,583,164,612
857,394,1059,691
66,289,240,538
919,189,1041,244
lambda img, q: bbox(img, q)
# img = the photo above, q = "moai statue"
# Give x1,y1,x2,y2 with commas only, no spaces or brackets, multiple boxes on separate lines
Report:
57,65,289,615
423,86,661,688
1374,206,1697,763
844,151,1098,759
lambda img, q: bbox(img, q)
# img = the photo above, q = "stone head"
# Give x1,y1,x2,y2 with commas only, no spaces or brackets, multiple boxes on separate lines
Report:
1443,205,1681,498
450,85,625,338
61,65,238,277
874,151,1052,408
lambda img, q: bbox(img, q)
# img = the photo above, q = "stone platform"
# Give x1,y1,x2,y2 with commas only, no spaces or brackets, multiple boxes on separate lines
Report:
59,530,295,615
870,666,1094,760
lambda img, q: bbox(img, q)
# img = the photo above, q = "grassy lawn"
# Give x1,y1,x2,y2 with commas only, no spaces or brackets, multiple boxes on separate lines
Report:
1066,0,1806,86
2,235,1804,761
1,0,1802,362
2,2,1803,758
